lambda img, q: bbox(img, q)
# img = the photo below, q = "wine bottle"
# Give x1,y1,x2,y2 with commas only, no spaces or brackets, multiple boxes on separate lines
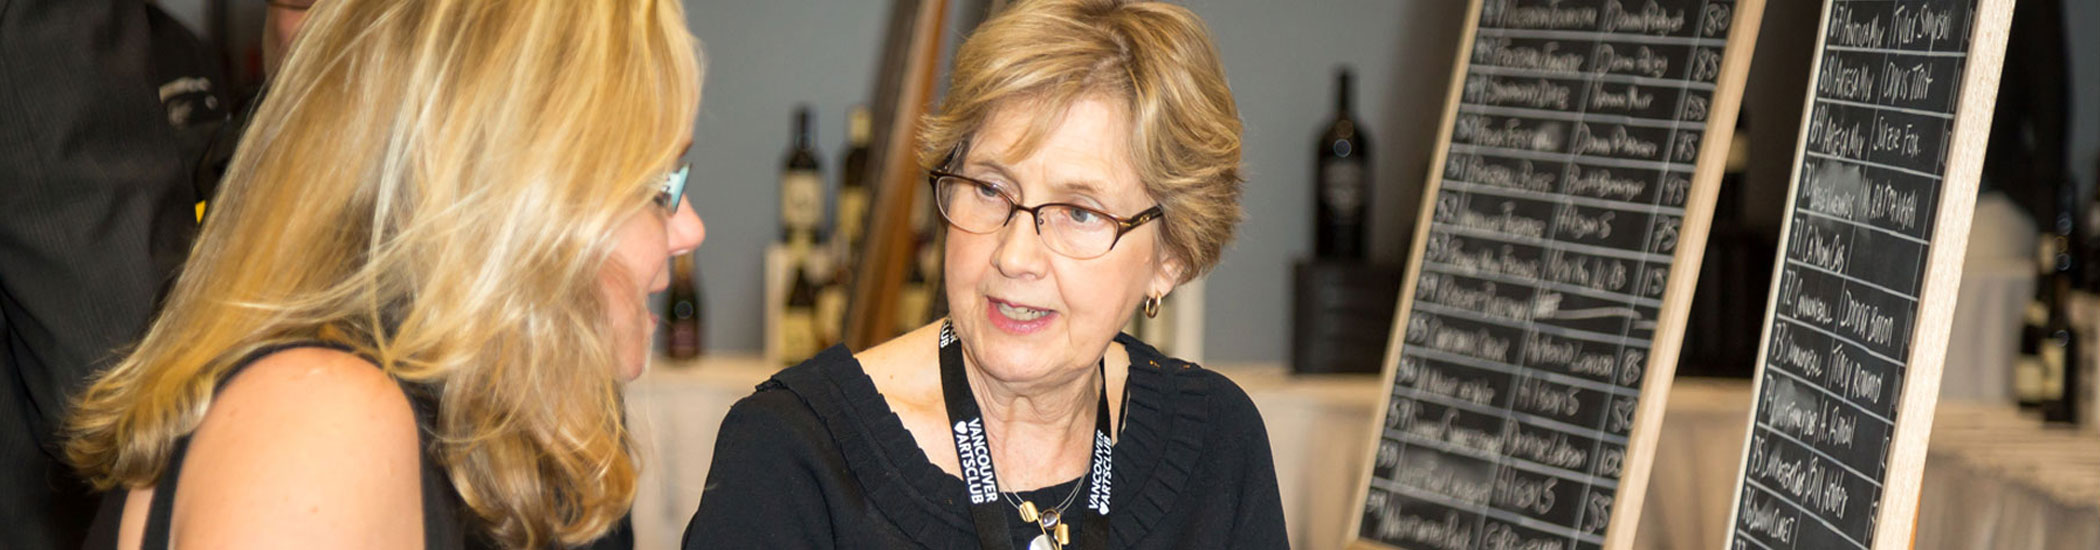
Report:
812,243,848,349
2043,284,2080,423
776,106,826,364
2043,177,2083,423
1314,67,1371,260
2016,298,2047,409
662,253,704,360
782,238,821,366
837,106,873,272
896,233,935,332
781,106,824,243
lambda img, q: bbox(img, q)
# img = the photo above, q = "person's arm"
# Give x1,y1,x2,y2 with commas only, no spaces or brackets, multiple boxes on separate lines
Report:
1214,378,1289,549
171,348,423,549
682,389,837,549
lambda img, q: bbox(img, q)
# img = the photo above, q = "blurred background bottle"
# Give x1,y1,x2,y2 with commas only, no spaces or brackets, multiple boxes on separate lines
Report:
662,253,705,360
1314,66,1370,260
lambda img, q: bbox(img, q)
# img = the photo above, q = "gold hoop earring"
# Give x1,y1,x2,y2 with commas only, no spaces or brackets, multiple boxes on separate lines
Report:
1142,295,1161,319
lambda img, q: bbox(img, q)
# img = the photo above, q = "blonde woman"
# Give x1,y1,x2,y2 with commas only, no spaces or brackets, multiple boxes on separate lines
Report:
684,1,1285,548
64,0,704,548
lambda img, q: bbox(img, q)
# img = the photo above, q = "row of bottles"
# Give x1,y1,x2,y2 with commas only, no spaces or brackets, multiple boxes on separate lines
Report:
2015,173,2087,424
773,105,875,365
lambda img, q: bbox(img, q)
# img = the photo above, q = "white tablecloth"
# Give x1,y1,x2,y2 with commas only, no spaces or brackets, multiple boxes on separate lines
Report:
625,358,2096,549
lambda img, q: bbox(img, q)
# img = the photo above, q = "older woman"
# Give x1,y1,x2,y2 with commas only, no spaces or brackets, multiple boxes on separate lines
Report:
65,0,705,548
684,1,1284,548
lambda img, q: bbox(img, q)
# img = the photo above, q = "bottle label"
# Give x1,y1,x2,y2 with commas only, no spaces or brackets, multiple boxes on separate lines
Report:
781,310,818,363
668,323,700,359
782,171,824,232
817,286,848,347
838,189,869,245
1321,159,1367,222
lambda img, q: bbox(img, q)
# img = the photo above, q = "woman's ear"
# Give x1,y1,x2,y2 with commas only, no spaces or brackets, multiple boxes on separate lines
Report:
1148,252,1186,300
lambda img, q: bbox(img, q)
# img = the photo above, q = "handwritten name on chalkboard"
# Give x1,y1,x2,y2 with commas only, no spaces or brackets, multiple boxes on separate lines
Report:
1355,0,1754,548
1728,1,1993,549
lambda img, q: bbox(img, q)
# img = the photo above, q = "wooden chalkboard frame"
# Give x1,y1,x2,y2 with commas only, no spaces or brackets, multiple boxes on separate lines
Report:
1345,1,1766,548
1721,1,2013,548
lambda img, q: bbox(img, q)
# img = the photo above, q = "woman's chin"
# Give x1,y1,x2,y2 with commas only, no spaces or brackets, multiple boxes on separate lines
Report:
618,352,646,381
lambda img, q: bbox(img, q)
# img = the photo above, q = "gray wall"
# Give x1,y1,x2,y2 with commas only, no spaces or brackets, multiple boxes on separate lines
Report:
681,1,889,358
683,0,1464,362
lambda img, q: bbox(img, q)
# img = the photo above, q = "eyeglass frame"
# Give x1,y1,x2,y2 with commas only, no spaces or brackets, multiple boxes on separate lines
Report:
653,164,690,214
925,144,1164,259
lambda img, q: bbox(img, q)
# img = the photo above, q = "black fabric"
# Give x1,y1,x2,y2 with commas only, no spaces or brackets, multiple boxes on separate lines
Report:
682,335,1288,549
0,0,201,547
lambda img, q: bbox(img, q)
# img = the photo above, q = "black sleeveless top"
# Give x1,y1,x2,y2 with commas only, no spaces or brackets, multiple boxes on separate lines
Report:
80,342,491,550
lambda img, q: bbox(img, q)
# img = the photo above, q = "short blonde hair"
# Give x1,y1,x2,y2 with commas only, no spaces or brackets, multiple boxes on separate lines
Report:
64,0,702,546
919,0,1243,280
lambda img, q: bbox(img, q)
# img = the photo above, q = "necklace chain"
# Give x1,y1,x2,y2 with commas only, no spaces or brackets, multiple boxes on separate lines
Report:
1000,471,1085,521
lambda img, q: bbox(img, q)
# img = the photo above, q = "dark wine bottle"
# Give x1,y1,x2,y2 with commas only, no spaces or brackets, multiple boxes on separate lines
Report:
663,253,704,360
1314,67,1371,260
2042,282,2080,423
781,106,824,243
776,106,826,364
782,247,821,365
837,106,872,272
2043,176,2083,423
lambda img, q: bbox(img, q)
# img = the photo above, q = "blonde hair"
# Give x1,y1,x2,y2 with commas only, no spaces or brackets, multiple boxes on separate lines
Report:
919,0,1243,280
64,0,702,546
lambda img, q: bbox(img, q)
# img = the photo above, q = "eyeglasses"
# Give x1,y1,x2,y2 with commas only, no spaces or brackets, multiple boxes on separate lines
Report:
653,164,690,213
927,171,1163,260
265,0,314,10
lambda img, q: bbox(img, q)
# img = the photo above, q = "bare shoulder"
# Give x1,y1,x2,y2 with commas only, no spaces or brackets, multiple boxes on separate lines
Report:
173,346,423,549
855,321,943,397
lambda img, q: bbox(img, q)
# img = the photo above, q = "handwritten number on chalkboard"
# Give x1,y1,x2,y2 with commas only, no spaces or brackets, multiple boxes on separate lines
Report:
1681,94,1711,123
1620,350,1646,387
1652,217,1682,254
1673,132,1703,164
1641,266,1670,298
1607,397,1636,434
1702,4,1733,38
1387,398,1408,429
1691,48,1723,83
1435,194,1461,223
1582,492,1614,533
1597,447,1625,478
1660,175,1691,207
1377,440,1401,469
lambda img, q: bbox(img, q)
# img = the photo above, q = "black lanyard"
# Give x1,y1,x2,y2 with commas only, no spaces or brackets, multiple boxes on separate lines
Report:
939,321,1113,550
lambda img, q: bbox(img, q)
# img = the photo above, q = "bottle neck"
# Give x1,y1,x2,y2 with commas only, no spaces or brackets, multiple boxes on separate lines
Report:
848,108,871,146
1335,72,1354,115
793,110,813,149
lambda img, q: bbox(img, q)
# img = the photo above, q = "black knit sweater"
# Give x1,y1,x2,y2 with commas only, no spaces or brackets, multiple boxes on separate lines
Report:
681,334,1288,549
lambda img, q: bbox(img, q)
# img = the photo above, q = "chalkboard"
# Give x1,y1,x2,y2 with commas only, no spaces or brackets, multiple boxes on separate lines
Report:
1345,1,1765,548
1724,1,2012,549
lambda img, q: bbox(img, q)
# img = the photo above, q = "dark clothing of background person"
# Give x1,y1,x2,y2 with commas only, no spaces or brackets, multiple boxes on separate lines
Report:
142,3,235,212
0,0,201,547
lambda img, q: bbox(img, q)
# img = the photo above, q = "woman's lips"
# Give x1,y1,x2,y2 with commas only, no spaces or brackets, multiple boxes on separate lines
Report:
985,296,1056,335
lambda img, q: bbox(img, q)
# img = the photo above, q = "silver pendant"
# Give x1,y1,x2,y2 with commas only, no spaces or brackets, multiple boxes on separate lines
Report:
1028,534,1060,550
